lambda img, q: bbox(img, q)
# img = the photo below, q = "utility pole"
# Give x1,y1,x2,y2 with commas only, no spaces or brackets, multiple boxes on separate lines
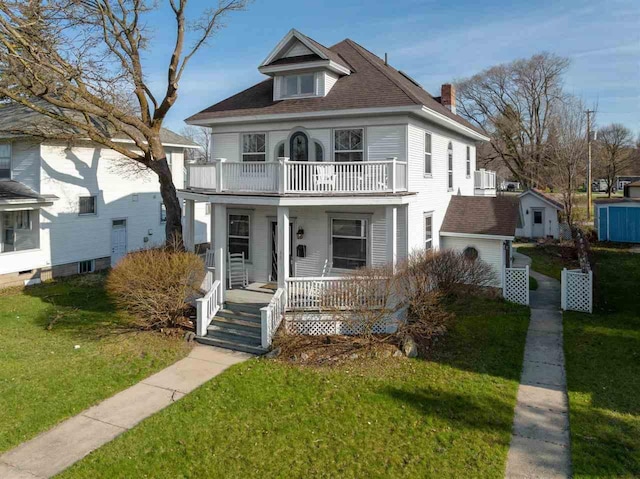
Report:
586,109,595,221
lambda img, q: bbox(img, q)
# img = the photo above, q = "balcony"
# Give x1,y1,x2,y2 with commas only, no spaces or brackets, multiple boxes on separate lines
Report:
187,158,408,195
474,169,497,197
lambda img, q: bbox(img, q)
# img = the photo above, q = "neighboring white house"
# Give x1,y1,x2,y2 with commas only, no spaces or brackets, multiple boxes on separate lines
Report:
515,189,564,239
180,29,518,352
0,105,201,288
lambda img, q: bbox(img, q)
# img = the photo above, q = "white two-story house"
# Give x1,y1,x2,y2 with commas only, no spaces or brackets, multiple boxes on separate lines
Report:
181,29,518,353
0,104,198,288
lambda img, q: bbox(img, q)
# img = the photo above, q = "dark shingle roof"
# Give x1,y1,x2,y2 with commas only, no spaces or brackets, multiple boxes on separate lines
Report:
0,102,198,147
187,37,485,136
522,188,564,210
441,196,520,237
0,180,46,201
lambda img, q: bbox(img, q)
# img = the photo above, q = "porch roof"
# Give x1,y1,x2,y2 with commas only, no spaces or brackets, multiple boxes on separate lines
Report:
0,180,57,207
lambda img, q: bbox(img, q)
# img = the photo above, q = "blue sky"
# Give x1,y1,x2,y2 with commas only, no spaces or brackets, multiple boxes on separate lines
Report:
145,0,640,135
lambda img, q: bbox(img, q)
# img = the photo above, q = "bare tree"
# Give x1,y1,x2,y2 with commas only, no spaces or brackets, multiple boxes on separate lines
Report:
0,0,248,245
547,97,587,226
456,53,570,188
595,124,636,197
180,125,211,163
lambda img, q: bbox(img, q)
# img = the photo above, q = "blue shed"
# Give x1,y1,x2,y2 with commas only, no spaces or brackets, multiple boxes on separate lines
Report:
595,199,640,243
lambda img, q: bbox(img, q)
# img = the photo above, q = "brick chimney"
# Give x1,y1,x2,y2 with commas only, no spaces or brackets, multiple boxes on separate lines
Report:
441,84,456,114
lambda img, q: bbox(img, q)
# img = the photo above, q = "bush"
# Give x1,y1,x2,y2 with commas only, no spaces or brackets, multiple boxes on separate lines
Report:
106,247,205,329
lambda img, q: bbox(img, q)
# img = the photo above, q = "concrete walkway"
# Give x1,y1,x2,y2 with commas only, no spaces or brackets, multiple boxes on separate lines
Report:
0,345,252,478
505,252,571,478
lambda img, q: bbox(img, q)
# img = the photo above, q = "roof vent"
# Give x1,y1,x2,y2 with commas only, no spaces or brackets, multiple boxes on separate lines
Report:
398,71,422,88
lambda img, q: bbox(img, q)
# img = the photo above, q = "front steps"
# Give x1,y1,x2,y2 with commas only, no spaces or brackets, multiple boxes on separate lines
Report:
196,301,268,355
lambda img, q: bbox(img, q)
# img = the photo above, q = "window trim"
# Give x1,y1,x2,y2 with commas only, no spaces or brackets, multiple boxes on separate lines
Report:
281,72,317,98
424,212,433,250
466,145,471,178
1,210,39,254
241,132,267,162
333,127,365,162
78,259,95,274
328,214,371,271
78,195,97,216
227,209,252,263
424,132,433,177
447,142,454,191
0,142,11,180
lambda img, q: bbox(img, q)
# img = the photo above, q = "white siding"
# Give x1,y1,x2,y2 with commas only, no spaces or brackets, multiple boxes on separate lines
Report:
440,236,505,287
212,133,240,160
283,41,313,58
10,140,40,192
516,193,560,239
367,125,406,162
324,71,339,95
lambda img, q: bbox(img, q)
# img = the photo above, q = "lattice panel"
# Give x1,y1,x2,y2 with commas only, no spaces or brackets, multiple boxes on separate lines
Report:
565,270,592,313
285,316,391,336
504,267,529,305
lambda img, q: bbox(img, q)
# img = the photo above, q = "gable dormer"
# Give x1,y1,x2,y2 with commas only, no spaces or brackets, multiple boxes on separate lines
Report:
258,29,351,101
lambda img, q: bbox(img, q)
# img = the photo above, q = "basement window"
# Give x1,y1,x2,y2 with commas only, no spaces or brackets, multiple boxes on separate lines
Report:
78,260,95,274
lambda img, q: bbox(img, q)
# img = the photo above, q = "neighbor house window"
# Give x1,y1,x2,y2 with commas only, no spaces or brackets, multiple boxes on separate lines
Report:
78,259,95,274
160,203,167,223
447,142,453,190
228,213,250,261
466,146,471,177
334,128,364,162
424,133,432,176
424,213,433,250
331,217,368,269
242,133,266,162
1,210,39,253
79,196,96,215
283,73,315,97
0,143,10,179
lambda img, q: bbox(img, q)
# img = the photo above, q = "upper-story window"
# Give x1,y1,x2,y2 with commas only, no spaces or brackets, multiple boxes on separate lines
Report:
283,73,315,97
447,142,453,190
424,133,432,176
466,146,471,177
79,196,97,215
0,143,11,179
242,133,266,162
334,128,364,162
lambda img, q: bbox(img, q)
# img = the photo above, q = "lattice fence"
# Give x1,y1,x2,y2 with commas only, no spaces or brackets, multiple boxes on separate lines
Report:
285,313,393,336
561,268,593,313
503,266,529,305
559,222,572,241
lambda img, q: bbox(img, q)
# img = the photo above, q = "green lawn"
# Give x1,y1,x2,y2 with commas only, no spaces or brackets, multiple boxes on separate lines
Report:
564,246,640,477
61,296,529,478
515,242,579,280
0,274,190,453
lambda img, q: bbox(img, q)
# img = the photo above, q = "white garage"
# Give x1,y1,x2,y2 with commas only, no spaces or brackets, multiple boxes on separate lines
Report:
516,189,564,239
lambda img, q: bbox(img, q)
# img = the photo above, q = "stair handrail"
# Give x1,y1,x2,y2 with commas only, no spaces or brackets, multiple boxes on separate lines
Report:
260,287,287,349
196,279,221,337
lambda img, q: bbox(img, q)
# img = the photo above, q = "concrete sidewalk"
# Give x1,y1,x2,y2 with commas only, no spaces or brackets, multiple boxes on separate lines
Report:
506,253,571,478
0,345,252,478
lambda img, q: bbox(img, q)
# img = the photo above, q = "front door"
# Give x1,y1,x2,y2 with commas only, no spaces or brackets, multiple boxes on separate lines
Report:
270,221,294,281
111,219,127,266
532,208,545,238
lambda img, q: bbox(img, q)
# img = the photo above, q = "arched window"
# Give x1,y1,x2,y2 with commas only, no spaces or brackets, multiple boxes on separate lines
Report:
463,246,479,261
314,141,324,162
275,141,285,159
290,131,308,162
447,142,453,190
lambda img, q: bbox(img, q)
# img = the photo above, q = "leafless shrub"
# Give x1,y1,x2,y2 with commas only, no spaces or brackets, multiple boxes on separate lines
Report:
397,290,453,354
106,246,205,329
320,265,399,341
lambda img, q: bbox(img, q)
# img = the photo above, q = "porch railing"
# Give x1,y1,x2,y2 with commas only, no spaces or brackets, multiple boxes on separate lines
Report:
187,158,408,195
260,287,287,349
196,277,221,336
286,276,388,311
474,169,497,190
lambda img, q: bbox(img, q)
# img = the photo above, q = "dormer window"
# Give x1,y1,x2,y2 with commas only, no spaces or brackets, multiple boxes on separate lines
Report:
283,73,315,97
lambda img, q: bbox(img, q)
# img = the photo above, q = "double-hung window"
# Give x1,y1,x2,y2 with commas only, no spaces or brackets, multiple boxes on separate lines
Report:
160,203,167,223
283,73,315,97
331,217,368,270
466,146,471,178
228,213,250,261
424,133,432,176
334,128,364,162
424,213,433,250
79,196,97,215
1,210,39,253
242,133,266,162
0,143,10,179
447,142,453,190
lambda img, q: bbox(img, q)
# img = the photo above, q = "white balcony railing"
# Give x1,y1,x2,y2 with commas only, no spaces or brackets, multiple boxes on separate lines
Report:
474,169,497,191
187,158,408,195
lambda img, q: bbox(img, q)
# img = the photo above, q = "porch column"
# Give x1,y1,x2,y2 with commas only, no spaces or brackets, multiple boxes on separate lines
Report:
184,199,195,252
208,202,215,251
213,203,227,304
277,206,290,289
386,205,398,271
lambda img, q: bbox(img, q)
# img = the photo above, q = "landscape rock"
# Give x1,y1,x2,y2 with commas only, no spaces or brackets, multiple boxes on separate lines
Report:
349,353,359,360
300,352,310,361
184,331,196,343
402,337,418,358
392,349,404,358
265,347,281,359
